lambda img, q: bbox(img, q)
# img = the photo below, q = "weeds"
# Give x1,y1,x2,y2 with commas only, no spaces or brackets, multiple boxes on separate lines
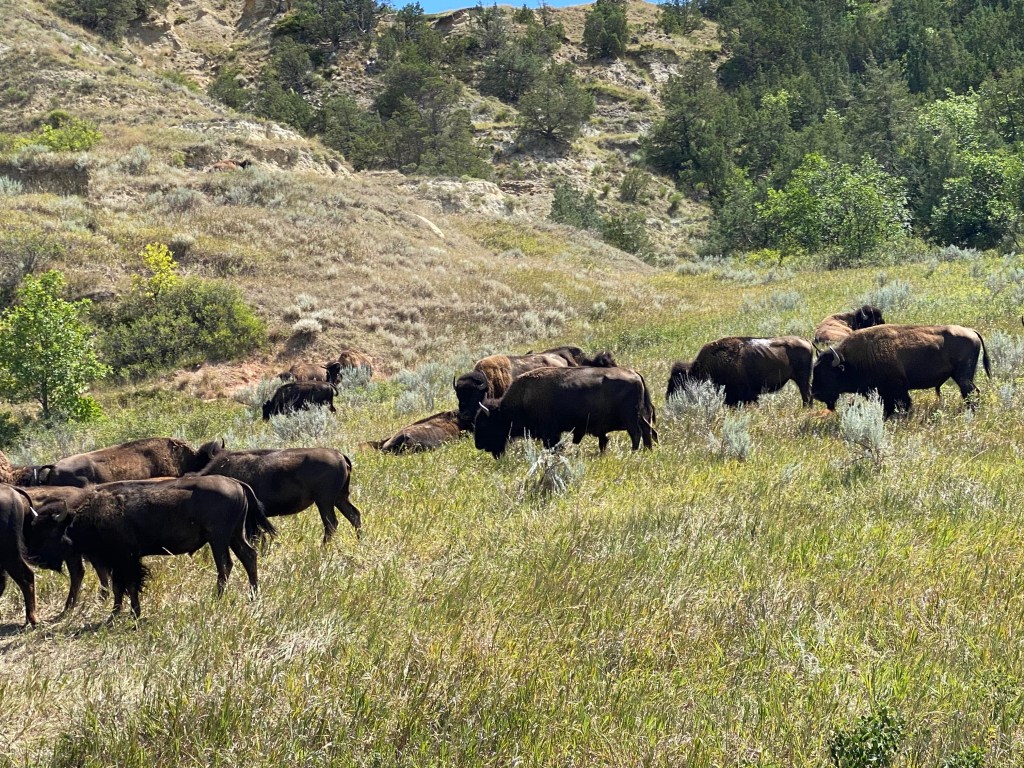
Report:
839,393,886,466
828,704,905,768
519,437,584,499
720,410,752,460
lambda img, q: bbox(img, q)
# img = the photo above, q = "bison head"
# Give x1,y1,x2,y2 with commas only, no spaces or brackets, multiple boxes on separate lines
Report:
455,371,489,422
473,401,511,458
25,506,75,571
810,347,848,409
665,361,694,400
195,438,226,469
262,400,274,421
586,351,617,368
324,361,344,384
853,304,885,329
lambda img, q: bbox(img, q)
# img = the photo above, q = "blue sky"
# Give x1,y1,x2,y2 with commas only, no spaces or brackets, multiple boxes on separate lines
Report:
413,0,594,14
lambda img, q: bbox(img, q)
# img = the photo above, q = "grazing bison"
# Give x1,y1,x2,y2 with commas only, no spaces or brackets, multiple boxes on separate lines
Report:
454,352,572,423
41,437,226,488
280,362,328,383
262,381,337,420
666,336,815,407
37,476,275,618
812,324,991,416
474,367,657,458
21,486,110,613
538,346,619,368
199,447,361,542
814,305,885,345
0,484,39,626
367,411,469,453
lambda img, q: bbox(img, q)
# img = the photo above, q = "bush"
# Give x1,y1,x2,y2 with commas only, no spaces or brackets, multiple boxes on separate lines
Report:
828,704,905,768
582,0,629,60
839,393,887,465
116,145,152,176
0,177,23,196
268,404,339,445
6,113,102,153
519,438,584,499
601,211,651,256
517,64,595,144
861,276,912,312
96,248,265,380
618,168,650,203
208,66,249,111
665,379,725,426
56,0,167,39
720,411,752,460
549,181,600,230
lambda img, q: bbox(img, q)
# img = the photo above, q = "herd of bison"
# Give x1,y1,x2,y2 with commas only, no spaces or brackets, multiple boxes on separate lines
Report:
0,305,993,627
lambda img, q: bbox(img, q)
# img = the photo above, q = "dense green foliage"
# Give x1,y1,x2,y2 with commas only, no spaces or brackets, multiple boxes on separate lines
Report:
517,63,594,144
55,0,166,40
93,245,265,381
0,271,107,421
645,0,1024,257
0,111,102,154
582,0,629,60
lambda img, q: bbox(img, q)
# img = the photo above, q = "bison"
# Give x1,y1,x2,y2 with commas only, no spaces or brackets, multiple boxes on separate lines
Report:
199,447,361,542
280,362,328,383
336,349,374,377
0,484,39,626
36,476,275,619
814,305,885,345
366,411,469,453
474,366,657,458
0,451,46,486
812,324,991,416
537,346,619,368
454,352,573,424
21,486,110,613
41,437,226,488
667,336,815,407
262,381,337,420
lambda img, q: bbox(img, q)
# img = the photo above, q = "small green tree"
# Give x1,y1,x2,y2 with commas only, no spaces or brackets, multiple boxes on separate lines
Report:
517,64,595,144
549,181,600,229
658,0,701,34
0,271,108,421
582,0,629,60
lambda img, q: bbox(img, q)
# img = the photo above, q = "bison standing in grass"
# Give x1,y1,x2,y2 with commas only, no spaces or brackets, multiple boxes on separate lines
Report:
40,437,226,488
537,346,618,367
199,447,362,542
35,476,275,619
474,367,657,458
0,484,40,626
262,381,337,420
812,324,991,417
366,411,470,453
814,305,885,345
667,336,815,407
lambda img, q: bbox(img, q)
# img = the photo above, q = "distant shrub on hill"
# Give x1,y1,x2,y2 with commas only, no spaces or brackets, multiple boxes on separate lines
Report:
56,0,168,40
94,243,265,380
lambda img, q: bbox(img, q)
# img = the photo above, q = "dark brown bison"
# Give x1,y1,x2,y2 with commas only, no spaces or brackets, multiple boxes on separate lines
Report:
366,411,469,453
537,346,619,367
814,305,885,345
0,484,39,626
35,476,275,618
667,336,815,407
280,362,328,383
262,381,337,420
21,486,110,613
455,352,572,423
812,324,991,416
199,447,361,542
41,437,226,488
474,367,657,458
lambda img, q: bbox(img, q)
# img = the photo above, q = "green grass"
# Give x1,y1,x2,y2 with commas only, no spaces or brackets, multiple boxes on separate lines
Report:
3,255,1024,765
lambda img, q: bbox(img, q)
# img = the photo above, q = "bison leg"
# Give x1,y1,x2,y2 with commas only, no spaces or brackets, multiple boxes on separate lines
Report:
111,581,125,616
598,434,611,453
63,555,86,613
8,558,37,627
128,584,142,619
317,502,340,544
336,497,362,538
571,428,585,445
210,544,233,597
229,534,259,596
955,378,980,408
94,562,111,602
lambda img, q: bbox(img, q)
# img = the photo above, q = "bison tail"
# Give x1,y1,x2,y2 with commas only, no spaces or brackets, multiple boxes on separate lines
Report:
240,481,277,541
979,332,992,378
638,371,657,426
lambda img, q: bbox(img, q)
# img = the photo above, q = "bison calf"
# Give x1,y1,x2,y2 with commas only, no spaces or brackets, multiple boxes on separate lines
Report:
368,411,469,453
474,366,657,458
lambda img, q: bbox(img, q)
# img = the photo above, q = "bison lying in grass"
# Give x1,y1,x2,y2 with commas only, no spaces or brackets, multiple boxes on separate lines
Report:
199,447,362,542
474,367,657,458
366,411,469,454
41,437,226,488
34,476,275,619
812,324,991,417
667,336,815,407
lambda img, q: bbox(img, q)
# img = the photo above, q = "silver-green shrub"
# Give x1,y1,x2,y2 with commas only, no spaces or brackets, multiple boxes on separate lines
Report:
839,392,886,465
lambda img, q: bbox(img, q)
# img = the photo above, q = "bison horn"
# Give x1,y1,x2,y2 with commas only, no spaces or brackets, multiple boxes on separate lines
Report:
828,345,843,367
477,403,490,415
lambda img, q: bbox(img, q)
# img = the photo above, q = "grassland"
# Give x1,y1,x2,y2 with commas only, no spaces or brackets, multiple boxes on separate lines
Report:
2,254,1024,766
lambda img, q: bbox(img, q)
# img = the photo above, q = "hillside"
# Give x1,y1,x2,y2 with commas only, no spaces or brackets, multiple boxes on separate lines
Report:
4,0,1024,766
